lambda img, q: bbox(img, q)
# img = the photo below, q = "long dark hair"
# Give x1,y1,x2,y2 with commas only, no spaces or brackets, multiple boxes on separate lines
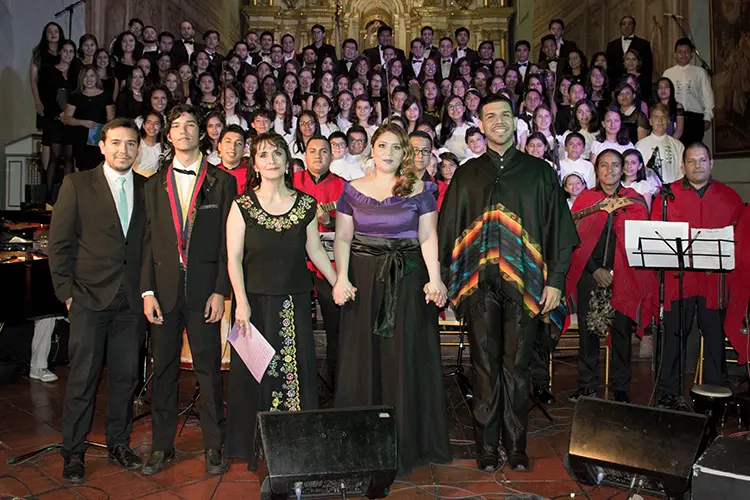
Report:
200,110,225,154
569,99,599,134
77,34,98,59
245,132,295,192
293,110,321,155
271,91,294,134
32,22,65,66
439,94,471,147
656,77,679,121
351,95,378,127
160,104,203,169
526,131,554,163
597,108,631,145
622,148,647,182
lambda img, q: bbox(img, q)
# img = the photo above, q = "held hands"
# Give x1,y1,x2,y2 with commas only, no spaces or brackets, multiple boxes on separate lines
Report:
540,286,562,315
143,295,164,325
593,268,613,288
204,293,224,323
65,298,72,311
234,300,251,337
423,280,448,308
316,206,331,226
333,278,357,306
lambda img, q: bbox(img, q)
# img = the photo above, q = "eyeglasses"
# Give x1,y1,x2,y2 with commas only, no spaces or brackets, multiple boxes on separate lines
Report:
331,143,347,149
447,104,464,111
414,148,432,157
299,121,315,127
350,138,367,145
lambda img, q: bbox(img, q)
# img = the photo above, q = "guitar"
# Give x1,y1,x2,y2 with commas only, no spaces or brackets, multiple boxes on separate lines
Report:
572,197,633,222
319,201,337,213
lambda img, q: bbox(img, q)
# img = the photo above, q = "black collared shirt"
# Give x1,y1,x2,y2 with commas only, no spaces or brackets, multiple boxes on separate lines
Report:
306,169,330,185
682,176,713,198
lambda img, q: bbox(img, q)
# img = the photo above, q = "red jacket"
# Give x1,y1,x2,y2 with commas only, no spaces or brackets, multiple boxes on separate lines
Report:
650,179,744,311
725,204,750,364
293,169,345,277
218,159,250,194
566,187,656,335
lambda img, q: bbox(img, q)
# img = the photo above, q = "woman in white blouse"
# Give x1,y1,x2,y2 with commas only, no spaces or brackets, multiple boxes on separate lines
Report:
133,111,162,178
435,95,472,161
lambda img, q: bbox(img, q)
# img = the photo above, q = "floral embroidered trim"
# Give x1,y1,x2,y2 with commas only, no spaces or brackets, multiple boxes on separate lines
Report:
237,193,314,232
268,296,301,412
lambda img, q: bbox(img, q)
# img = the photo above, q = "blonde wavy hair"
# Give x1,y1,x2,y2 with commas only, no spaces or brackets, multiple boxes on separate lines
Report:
371,123,418,197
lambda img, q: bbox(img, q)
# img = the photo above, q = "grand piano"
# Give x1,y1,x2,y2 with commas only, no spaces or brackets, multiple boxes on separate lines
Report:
0,209,65,324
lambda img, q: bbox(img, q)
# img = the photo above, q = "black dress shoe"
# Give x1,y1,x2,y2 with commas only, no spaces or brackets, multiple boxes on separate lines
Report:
109,445,143,470
141,448,175,476
507,452,530,471
205,449,228,474
62,454,85,483
476,452,499,472
568,388,596,403
613,391,630,403
657,393,677,409
534,386,555,405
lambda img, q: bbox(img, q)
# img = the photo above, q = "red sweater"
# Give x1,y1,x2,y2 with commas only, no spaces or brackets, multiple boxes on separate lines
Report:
218,159,250,194
293,169,346,277
725,204,750,364
650,179,744,311
566,187,656,335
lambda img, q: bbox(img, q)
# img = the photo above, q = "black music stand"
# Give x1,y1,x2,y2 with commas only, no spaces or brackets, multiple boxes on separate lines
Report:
627,221,736,411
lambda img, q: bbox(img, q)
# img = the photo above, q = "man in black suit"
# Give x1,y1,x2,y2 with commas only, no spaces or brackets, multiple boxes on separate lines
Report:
419,26,439,61
512,40,532,84
404,38,428,82
146,31,175,67
605,15,653,86
338,38,359,76
473,40,495,73
537,19,577,66
140,104,236,476
49,118,147,483
364,25,406,71
171,20,204,68
302,24,337,64
452,27,479,67
201,30,225,73
436,36,457,82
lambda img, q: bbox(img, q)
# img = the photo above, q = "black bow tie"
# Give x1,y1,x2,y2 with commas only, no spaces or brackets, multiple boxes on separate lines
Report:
623,36,634,40
414,58,423,63
183,39,194,45
518,62,528,67
548,57,558,63
442,59,451,63
173,167,196,176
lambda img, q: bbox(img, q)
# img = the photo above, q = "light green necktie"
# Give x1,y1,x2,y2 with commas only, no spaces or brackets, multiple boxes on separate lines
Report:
116,176,129,236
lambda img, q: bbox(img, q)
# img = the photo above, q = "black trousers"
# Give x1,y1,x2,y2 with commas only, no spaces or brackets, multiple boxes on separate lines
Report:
150,272,225,451
659,296,727,396
465,293,538,456
62,287,143,457
681,111,706,147
576,272,633,392
314,275,340,390
530,323,551,388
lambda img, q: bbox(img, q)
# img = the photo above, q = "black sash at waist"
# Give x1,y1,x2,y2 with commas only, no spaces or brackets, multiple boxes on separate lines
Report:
350,234,421,338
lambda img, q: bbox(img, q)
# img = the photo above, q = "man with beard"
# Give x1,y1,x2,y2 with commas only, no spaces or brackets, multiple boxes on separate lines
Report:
49,118,147,482
171,20,203,67
438,95,578,471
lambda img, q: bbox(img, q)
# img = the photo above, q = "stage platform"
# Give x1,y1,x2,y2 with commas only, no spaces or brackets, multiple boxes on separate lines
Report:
0,356,740,499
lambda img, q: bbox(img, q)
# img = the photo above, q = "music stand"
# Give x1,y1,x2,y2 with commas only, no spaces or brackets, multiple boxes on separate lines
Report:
625,220,736,411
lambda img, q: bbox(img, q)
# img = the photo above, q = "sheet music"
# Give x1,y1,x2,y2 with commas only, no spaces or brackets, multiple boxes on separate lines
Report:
690,226,735,271
227,322,276,383
625,220,690,268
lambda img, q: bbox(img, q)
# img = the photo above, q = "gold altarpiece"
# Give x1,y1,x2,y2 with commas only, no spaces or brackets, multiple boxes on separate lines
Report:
242,0,515,60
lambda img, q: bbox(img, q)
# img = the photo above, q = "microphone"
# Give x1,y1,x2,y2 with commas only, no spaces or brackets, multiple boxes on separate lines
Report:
664,13,685,19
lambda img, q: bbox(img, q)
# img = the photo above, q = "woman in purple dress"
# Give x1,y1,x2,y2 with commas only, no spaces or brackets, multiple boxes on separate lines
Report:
332,123,452,476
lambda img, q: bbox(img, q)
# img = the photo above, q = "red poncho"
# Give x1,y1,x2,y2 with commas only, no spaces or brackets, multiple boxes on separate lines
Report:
725,204,750,364
566,187,656,336
649,180,744,312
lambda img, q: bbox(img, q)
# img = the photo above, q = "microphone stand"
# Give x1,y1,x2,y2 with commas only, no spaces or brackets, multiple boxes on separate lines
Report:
666,14,713,76
54,0,87,40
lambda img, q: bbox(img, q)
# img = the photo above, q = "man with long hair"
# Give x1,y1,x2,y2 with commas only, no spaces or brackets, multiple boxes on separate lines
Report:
140,104,236,475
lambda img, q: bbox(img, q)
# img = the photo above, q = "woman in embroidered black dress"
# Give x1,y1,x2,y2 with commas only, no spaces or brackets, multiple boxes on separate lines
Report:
224,132,346,469
332,123,452,476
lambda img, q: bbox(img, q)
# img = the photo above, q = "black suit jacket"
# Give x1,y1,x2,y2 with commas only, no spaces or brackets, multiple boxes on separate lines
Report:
537,39,577,65
302,43,337,63
171,40,205,68
436,58,457,82
49,165,146,313
141,159,236,314
452,48,479,66
363,46,406,70
338,58,357,77
605,36,652,87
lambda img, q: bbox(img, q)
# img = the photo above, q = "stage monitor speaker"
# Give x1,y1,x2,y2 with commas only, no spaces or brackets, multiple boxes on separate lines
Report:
256,406,397,500
566,397,708,499
692,436,750,498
